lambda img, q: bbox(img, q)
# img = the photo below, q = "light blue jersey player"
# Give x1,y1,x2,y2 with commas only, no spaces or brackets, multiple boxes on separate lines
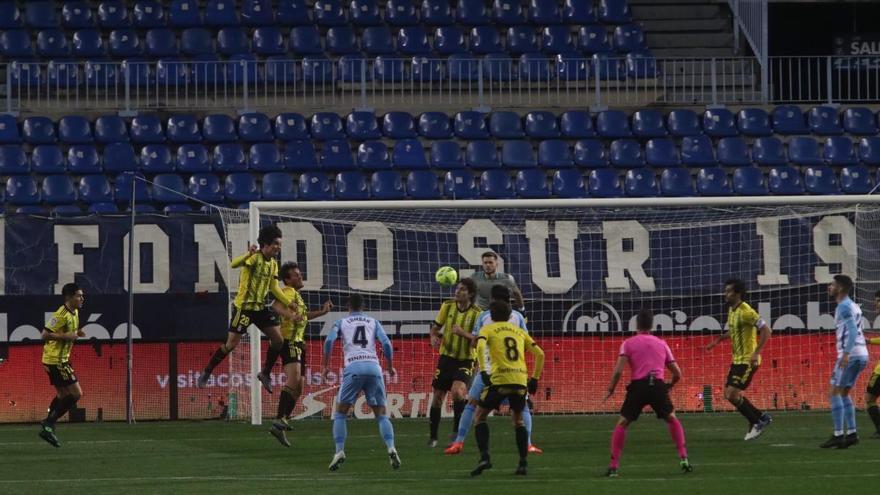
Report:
445,285,542,455
821,275,869,449
322,294,401,471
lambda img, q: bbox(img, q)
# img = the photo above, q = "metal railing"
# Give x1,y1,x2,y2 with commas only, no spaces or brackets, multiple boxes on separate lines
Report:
729,0,768,101
2,56,763,115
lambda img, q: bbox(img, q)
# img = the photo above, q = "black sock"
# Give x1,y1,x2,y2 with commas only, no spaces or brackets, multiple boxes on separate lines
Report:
44,396,61,423
453,400,466,433
741,396,764,422
277,386,294,420
735,396,760,424
429,406,441,440
47,395,78,424
475,422,490,459
868,405,880,432
262,342,283,376
515,425,529,462
205,344,229,374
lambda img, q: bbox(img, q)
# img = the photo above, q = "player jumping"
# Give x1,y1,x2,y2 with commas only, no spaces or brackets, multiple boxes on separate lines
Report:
705,278,772,440
604,309,692,477
322,294,400,471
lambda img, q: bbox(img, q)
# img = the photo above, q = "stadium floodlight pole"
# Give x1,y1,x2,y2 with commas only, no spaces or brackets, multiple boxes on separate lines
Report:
126,174,137,424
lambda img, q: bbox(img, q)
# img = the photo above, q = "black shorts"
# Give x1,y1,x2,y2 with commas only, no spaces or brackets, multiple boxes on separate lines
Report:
867,372,880,396
726,363,759,390
480,384,527,412
281,340,306,371
620,378,674,421
229,305,278,334
44,362,77,387
432,355,472,391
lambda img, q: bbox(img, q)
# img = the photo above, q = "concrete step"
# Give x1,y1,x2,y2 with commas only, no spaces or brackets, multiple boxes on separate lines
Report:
640,18,731,33
649,32,735,48
631,5,725,20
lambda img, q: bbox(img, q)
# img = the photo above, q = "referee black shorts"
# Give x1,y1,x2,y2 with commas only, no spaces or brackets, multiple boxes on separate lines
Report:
620,378,674,422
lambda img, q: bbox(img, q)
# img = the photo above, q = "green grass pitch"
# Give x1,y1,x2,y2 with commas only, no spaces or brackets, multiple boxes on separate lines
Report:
2,412,880,494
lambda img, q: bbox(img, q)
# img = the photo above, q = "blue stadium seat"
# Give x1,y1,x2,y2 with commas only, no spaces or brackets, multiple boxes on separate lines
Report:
455,111,490,139
79,175,114,204
824,137,858,166
398,27,430,54
520,53,553,81
471,26,503,53
530,0,561,24
0,30,33,57
140,144,174,173
563,0,595,23
434,26,467,54
624,168,657,197
804,166,839,195
6,176,40,205
752,137,787,166
301,56,334,83
631,110,667,138
387,0,419,25
217,27,250,55
524,111,560,138
508,26,539,54
42,175,77,205
840,165,874,194
273,113,309,141
188,173,224,203
32,145,66,174
627,51,657,79
552,169,587,197
516,169,550,198
23,117,57,144
501,141,537,169
609,139,644,168
336,55,370,82
579,25,611,54
89,202,120,214
265,56,299,83
9,61,42,88
152,173,187,203
176,144,211,172
480,169,515,198
311,113,346,140
114,172,151,204
430,141,464,168
703,108,738,138
227,53,262,86
382,112,416,139
0,3,21,29
736,108,772,137
335,171,370,200
589,168,622,197
490,112,525,139
347,112,382,140
411,56,445,82
224,173,260,203
842,107,878,136
645,138,680,167
768,166,804,195
680,135,716,167
613,24,645,52
599,0,631,23
0,115,20,144
392,139,428,169
542,26,574,54
808,106,843,136
733,166,767,196
788,137,822,166
444,170,479,198
324,26,357,54
596,110,631,138
357,141,392,169
538,140,573,168
493,0,525,24
419,112,453,139
261,172,297,201
772,105,809,135
717,137,751,167
423,0,454,26
181,28,213,56
133,1,166,28
238,113,274,143
407,170,442,199
573,139,606,168
130,115,165,144
164,204,193,214
248,143,284,172
483,53,516,81
660,167,693,197
27,1,59,28
314,0,346,26
466,141,500,169
275,0,309,25
560,111,595,138
370,170,405,199
320,140,356,171
123,59,156,88
158,61,187,87
253,26,286,55
242,0,274,26
212,143,248,172
58,116,93,144
283,141,320,171
165,115,200,144
47,61,79,89
108,29,142,57
555,52,589,81
351,0,382,26
145,28,178,57
299,172,334,200
169,0,202,27
71,29,104,58
102,142,138,173
94,115,128,144
448,54,480,81
374,55,406,82
667,109,702,137
362,26,394,54
205,0,239,26
0,146,29,174
98,2,130,28
696,167,732,196
458,0,489,25
859,137,880,166
37,29,70,58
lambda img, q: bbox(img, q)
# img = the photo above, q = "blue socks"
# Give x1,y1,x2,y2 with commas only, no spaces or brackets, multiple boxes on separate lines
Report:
830,395,845,436
333,412,347,453
377,415,395,450
454,403,476,443
842,396,857,434
523,404,533,444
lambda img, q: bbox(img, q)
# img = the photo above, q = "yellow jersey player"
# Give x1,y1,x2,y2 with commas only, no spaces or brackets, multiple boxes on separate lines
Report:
428,277,481,447
269,261,333,447
706,278,772,440
197,225,296,393
470,300,544,477
38,283,86,448
864,290,880,438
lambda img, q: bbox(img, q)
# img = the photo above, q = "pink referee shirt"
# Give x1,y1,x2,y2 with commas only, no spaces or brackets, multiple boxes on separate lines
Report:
619,332,676,381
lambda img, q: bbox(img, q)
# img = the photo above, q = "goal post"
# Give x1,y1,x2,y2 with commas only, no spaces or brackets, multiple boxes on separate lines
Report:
216,196,880,426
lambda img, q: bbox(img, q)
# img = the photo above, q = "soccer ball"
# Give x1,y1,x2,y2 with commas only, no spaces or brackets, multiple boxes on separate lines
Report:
435,266,458,287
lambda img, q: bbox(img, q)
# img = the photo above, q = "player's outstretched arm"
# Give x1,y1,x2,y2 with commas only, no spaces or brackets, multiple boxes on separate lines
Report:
705,330,730,351
268,278,294,307
271,299,302,322
230,244,258,268
321,321,341,380
604,356,627,400
308,300,333,320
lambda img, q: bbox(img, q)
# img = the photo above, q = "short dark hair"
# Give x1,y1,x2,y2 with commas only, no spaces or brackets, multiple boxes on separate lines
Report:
258,224,282,247
833,274,854,295
490,284,511,303
489,300,511,322
481,251,498,260
724,278,747,299
61,283,80,298
636,309,653,331
459,277,477,303
347,294,363,311
279,262,299,282
875,289,880,299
